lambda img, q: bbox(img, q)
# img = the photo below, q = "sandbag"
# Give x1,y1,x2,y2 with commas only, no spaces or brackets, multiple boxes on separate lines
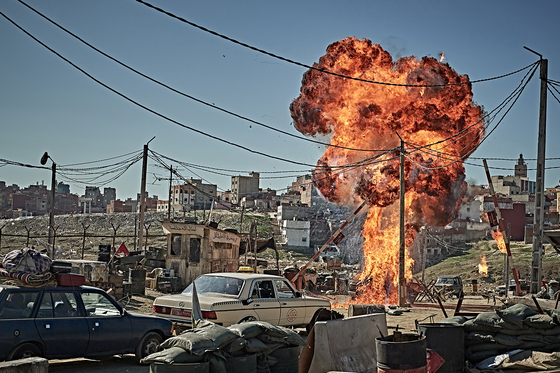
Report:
254,322,289,338
438,316,468,325
140,347,205,364
245,338,270,353
499,326,538,336
467,342,503,354
545,309,560,325
473,312,503,330
160,333,216,355
194,321,239,349
228,322,266,339
523,314,556,329
518,333,544,342
494,333,522,347
208,352,228,373
467,350,502,364
283,329,307,347
497,303,537,327
539,325,560,336
466,331,496,343
222,337,246,354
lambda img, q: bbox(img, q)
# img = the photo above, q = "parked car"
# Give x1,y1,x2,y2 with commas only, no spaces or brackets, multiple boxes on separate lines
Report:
433,275,463,297
153,273,332,329
0,284,174,362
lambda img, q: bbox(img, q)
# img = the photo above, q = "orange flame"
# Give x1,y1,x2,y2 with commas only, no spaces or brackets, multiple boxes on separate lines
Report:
331,302,350,309
478,255,488,276
491,229,507,254
290,37,484,304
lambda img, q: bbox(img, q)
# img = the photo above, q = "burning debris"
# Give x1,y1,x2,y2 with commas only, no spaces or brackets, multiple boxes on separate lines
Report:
290,37,484,304
491,229,508,254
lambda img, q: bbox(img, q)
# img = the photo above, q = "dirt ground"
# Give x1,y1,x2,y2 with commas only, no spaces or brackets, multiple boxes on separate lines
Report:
122,290,501,334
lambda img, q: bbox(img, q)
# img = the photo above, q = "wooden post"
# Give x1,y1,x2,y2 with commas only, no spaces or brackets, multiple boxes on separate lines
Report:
253,221,258,273
81,222,89,260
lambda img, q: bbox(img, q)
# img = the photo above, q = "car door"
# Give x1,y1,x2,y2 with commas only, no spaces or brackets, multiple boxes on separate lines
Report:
248,280,281,324
0,290,42,361
80,290,133,356
34,290,90,358
273,279,307,326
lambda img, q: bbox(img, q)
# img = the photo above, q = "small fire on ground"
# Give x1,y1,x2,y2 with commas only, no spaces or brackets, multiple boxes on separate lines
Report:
478,255,488,277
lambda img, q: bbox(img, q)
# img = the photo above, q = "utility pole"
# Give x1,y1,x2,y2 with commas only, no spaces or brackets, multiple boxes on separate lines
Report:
525,47,547,294
49,162,56,247
167,165,172,221
138,137,155,252
398,137,406,307
483,159,521,295
40,152,56,257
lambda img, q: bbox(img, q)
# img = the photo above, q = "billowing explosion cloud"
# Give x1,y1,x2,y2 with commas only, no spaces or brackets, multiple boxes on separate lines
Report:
290,37,484,304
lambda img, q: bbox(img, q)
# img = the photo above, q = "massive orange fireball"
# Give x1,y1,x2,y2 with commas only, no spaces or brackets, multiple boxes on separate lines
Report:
290,37,485,304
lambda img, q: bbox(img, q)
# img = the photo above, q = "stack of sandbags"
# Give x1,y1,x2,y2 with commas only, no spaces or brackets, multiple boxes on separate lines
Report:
228,321,306,373
142,320,306,373
440,303,560,364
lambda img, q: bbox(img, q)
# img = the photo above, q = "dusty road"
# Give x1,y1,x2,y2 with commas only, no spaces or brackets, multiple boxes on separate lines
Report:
48,355,148,373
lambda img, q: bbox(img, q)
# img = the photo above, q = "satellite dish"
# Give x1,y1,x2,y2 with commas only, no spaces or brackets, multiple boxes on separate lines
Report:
40,152,49,165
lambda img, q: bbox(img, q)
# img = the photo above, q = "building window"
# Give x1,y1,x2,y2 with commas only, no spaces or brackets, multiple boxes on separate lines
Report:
302,237,307,242
189,238,201,263
171,234,181,256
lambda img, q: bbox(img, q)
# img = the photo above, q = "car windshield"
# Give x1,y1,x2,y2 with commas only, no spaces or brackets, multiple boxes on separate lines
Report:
182,276,244,297
436,277,455,285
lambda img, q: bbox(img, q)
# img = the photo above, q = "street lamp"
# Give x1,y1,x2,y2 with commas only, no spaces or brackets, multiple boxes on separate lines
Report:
40,152,56,257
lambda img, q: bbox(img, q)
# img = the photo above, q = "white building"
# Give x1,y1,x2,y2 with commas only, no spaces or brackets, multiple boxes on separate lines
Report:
281,220,310,247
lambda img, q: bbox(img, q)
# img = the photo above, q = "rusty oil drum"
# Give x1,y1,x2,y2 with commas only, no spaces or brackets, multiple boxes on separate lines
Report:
417,323,464,373
375,333,427,373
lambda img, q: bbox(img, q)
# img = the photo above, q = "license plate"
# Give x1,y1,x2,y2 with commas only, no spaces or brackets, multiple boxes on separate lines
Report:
171,309,191,318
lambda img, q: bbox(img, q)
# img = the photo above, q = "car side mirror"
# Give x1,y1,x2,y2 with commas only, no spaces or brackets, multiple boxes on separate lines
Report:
242,298,253,305
295,291,302,298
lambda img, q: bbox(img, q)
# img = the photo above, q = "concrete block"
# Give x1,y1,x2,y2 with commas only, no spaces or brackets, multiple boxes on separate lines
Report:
0,357,48,373
301,313,387,373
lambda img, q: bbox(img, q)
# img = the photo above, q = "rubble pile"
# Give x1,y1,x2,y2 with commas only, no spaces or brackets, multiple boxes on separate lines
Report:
441,303,560,368
141,320,306,373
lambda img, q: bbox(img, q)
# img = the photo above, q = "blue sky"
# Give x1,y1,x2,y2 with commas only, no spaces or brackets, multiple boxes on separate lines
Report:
1,0,560,201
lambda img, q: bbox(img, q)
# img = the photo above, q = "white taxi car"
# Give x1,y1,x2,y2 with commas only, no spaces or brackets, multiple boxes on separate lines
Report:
152,273,331,329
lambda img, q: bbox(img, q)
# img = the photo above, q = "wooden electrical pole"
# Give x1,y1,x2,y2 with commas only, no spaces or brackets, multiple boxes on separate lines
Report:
138,137,155,252
524,47,547,294
398,138,406,307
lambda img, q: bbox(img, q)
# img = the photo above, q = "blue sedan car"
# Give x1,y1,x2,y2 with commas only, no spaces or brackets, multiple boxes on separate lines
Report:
0,284,173,361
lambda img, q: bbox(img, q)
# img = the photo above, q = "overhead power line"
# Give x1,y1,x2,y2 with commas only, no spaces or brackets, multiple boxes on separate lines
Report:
16,0,389,153
0,11,345,169
135,0,539,88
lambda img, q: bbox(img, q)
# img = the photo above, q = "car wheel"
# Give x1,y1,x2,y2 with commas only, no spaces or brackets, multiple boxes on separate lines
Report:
135,332,163,361
240,316,257,323
7,343,41,361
